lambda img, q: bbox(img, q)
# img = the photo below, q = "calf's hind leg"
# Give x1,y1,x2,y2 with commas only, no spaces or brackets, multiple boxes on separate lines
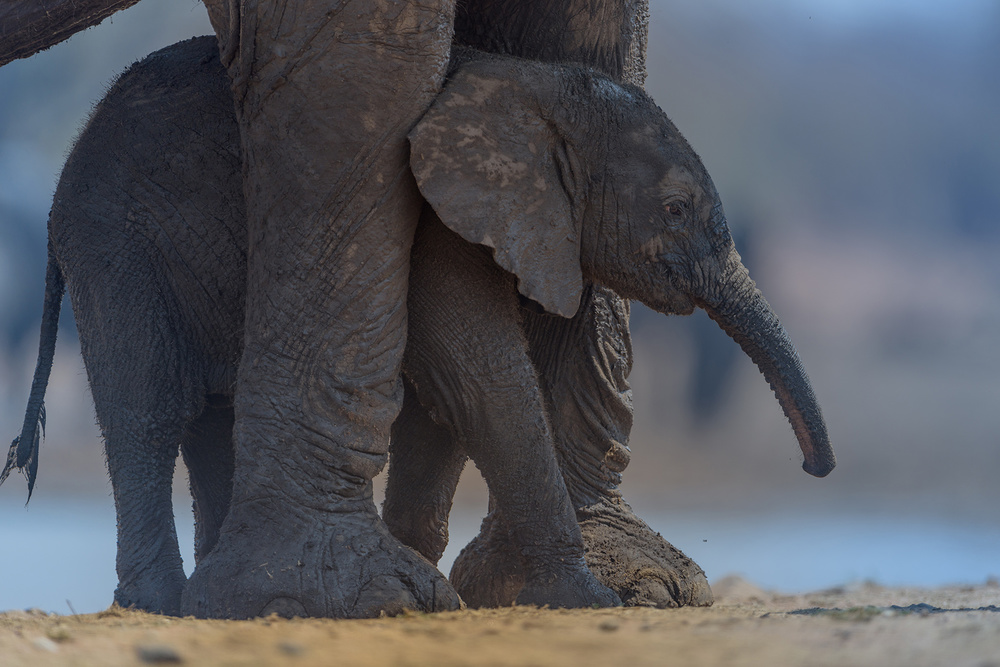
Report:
384,378,467,566
75,298,203,615
180,399,235,564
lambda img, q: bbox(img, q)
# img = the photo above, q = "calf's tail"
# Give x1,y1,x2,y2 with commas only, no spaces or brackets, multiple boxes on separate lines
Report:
1,243,65,499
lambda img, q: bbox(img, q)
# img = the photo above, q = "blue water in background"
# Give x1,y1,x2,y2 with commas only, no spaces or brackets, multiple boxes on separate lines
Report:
2,499,997,614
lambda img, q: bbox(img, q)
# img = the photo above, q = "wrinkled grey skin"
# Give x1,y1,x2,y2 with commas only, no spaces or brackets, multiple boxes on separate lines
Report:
6,37,834,616
1,0,834,619
404,43,837,603
407,54,835,480
1,0,660,618
0,0,688,617
184,0,460,620
5,37,613,615
386,0,716,610
7,0,468,620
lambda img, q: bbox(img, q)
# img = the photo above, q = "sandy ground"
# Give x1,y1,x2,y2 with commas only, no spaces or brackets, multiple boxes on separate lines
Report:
2,578,998,666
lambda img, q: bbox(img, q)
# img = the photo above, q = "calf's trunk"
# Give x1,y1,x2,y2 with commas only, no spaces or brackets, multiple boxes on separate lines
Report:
698,251,835,478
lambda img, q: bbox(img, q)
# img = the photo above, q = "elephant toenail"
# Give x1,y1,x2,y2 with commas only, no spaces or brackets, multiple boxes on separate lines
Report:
260,597,307,618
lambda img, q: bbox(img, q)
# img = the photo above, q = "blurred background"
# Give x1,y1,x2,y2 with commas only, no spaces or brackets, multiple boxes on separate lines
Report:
1,0,998,613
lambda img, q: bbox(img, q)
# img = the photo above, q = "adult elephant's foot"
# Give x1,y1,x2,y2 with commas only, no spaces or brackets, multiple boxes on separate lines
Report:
181,499,461,619
577,498,714,608
114,566,186,616
449,514,620,609
451,501,712,609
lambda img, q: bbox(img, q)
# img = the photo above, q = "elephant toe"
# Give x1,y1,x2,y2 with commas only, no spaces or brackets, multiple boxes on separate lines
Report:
515,567,622,609
579,500,714,608
181,499,460,618
114,568,186,616
450,526,524,608
451,514,622,609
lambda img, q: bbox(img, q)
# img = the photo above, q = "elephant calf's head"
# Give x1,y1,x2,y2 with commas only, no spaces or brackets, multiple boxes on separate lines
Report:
410,55,735,318
408,53,835,478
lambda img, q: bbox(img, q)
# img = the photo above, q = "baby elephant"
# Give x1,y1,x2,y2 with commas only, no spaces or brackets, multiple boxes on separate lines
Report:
4,37,833,616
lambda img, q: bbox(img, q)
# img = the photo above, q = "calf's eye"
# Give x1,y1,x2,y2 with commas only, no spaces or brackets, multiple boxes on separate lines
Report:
666,200,689,217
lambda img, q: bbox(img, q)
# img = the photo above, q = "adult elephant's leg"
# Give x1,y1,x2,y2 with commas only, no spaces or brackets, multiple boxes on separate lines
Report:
450,0,713,608
384,378,468,566
184,0,460,618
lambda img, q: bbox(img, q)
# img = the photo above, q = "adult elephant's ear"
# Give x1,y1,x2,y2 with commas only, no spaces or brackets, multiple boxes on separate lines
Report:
409,59,584,318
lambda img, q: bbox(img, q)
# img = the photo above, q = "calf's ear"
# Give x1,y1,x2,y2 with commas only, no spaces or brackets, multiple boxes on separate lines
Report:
409,60,584,318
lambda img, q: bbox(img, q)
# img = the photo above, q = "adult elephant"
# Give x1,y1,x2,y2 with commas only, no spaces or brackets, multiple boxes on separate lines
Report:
384,0,714,608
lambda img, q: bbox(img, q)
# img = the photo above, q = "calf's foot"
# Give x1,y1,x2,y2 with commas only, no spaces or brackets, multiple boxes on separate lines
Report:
578,498,713,608
515,559,621,609
451,500,712,609
114,566,186,616
450,514,620,609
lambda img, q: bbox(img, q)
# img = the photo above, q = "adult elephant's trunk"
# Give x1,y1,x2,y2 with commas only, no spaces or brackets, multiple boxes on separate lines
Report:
697,250,836,478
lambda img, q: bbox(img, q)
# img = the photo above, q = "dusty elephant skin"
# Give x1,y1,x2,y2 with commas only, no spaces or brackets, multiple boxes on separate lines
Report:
1,0,711,616
6,33,833,617
1,38,681,614
1,0,833,620
391,0,717,610
3,0,464,619
1,0,716,614
404,49,836,607
0,0,142,66
184,0,460,620
3,37,619,615
404,55,835,479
